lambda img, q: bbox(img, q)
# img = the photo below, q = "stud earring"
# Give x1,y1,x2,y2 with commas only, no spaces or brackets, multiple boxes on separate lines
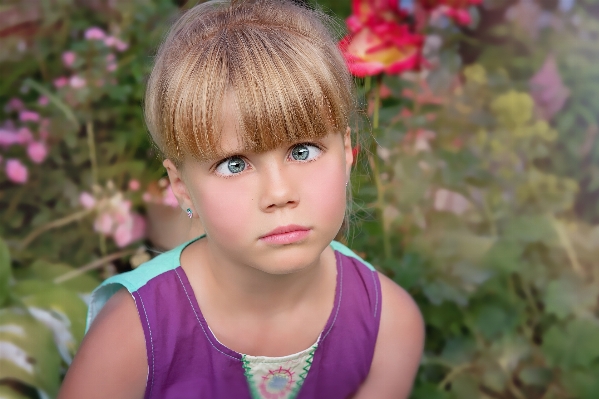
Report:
186,208,193,219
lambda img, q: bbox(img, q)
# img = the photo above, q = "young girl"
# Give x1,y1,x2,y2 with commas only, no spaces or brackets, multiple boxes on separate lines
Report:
58,1,424,398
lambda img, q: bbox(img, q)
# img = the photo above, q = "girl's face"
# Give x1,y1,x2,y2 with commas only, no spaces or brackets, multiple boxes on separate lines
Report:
165,105,353,275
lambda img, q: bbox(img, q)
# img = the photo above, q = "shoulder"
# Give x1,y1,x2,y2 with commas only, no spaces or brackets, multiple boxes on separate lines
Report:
58,288,147,399
354,273,425,399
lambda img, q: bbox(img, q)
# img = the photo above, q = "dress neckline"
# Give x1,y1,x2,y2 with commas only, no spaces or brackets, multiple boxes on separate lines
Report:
173,235,343,361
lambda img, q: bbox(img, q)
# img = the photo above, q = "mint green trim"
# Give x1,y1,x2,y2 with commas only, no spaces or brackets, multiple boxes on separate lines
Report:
330,241,375,271
85,236,371,334
85,235,206,333
241,355,261,399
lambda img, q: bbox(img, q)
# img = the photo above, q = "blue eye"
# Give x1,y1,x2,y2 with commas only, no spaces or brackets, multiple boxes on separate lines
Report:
215,156,246,176
290,144,321,161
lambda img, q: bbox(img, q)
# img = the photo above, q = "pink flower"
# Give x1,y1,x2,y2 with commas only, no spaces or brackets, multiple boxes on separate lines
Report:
94,212,114,235
113,213,146,248
163,185,179,208
19,111,40,123
0,128,21,147
114,39,128,52
69,75,86,89
18,127,33,144
530,55,570,121
27,141,48,164
106,53,116,63
417,0,481,26
104,36,117,47
107,63,117,72
54,77,69,88
434,188,471,215
79,192,96,209
128,179,140,191
84,27,106,41
6,98,24,112
5,159,28,184
62,51,76,68
142,192,152,202
38,96,49,106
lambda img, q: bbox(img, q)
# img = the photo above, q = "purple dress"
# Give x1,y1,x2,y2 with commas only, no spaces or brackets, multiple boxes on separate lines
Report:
86,237,381,399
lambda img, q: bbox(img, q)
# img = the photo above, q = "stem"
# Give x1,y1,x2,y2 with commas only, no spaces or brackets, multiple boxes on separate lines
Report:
19,209,93,250
369,75,391,260
53,249,136,284
437,363,473,390
550,216,583,277
86,121,98,186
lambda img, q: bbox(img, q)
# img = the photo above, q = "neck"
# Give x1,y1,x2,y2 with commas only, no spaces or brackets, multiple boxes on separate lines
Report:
189,239,335,318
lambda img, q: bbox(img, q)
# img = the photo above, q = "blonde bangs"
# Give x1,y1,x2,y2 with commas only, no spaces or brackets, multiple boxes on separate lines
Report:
144,0,354,164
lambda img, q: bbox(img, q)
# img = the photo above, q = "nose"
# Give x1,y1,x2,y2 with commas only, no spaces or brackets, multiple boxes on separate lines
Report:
259,161,299,212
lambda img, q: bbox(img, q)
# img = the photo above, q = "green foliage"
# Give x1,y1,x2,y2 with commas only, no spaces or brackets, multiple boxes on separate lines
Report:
346,2,599,397
0,237,98,398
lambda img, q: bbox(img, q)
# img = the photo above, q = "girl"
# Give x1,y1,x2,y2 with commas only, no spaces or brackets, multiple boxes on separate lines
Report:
58,1,424,398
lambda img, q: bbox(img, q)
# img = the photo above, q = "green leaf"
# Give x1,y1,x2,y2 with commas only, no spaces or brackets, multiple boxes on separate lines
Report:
519,366,553,387
13,281,88,362
13,259,99,293
544,274,599,319
0,238,11,307
543,319,599,369
0,385,33,399
501,215,557,244
0,308,61,397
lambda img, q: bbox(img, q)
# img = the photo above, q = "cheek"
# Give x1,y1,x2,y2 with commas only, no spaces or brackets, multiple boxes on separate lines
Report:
301,157,347,227
196,181,253,241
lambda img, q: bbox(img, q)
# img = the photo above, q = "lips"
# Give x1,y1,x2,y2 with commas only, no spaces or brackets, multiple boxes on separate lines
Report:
260,224,310,238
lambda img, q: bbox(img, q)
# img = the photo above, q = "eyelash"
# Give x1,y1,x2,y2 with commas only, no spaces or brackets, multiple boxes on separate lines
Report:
212,142,324,177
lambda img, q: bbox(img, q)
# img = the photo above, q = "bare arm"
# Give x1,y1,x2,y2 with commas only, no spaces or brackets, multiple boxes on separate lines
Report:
353,273,425,399
58,288,147,399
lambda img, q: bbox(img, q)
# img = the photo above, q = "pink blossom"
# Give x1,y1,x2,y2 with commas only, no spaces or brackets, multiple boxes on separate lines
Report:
69,76,86,89
128,179,140,191
0,128,21,147
434,188,471,215
94,212,114,235
142,192,152,202
19,111,40,123
18,127,33,144
106,53,116,63
114,39,128,52
113,213,146,248
27,141,48,164
38,96,49,106
104,36,117,47
107,63,117,72
54,77,69,88
61,51,76,68
84,27,106,41
530,55,570,121
6,98,24,112
5,159,28,184
79,192,96,209
163,186,179,207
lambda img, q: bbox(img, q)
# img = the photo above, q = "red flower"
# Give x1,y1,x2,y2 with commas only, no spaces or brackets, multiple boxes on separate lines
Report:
340,0,425,77
417,0,482,26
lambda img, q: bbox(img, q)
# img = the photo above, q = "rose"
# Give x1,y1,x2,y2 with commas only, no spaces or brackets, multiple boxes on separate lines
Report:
340,0,425,77
417,0,482,26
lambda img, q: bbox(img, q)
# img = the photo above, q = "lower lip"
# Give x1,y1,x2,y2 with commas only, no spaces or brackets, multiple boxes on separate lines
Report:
260,230,310,245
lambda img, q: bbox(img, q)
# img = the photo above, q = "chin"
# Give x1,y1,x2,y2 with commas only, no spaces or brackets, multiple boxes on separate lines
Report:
253,242,325,275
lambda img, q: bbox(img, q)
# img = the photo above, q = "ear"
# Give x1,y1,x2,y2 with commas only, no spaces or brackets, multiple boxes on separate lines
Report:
343,126,353,182
163,159,195,216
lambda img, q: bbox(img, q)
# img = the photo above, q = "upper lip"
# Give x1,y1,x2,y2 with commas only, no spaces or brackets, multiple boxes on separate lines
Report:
260,224,310,238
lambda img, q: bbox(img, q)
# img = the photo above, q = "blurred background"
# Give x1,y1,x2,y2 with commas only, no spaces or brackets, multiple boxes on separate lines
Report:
1,0,598,398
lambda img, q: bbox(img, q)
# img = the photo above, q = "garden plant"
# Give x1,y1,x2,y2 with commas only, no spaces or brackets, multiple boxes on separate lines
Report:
1,0,599,398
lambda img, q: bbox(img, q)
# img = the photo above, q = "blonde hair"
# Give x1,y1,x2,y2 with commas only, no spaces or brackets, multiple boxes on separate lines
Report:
144,0,355,166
